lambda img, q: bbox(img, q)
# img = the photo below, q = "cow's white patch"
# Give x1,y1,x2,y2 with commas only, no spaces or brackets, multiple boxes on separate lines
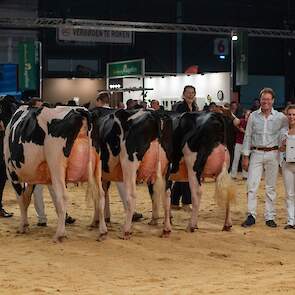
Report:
127,109,144,121
197,112,211,125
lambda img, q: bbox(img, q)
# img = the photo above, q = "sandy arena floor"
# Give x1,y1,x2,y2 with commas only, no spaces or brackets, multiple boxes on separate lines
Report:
1,174,295,294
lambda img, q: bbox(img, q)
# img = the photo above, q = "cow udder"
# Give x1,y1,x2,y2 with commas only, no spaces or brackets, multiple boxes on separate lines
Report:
170,144,230,181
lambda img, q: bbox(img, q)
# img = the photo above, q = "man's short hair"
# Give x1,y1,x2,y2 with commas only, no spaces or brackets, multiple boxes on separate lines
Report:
96,91,110,104
259,87,275,99
29,97,42,107
67,100,77,106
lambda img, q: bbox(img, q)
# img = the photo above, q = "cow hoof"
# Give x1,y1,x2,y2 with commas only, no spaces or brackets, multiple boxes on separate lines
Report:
53,235,67,243
89,220,99,228
160,229,171,238
222,225,232,231
17,223,29,234
148,218,159,226
186,225,198,233
120,231,132,240
96,232,108,242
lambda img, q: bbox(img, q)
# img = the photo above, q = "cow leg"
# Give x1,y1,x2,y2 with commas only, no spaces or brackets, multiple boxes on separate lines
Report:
147,182,159,225
103,181,111,223
94,161,108,241
187,180,202,232
223,202,232,231
90,202,99,228
90,180,110,228
161,188,172,238
17,185,33,234
121,158,139,240
50,179,68,242
184,146,201,232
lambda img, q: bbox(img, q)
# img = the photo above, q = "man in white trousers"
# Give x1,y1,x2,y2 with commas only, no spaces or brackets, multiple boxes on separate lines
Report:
241,88,288,228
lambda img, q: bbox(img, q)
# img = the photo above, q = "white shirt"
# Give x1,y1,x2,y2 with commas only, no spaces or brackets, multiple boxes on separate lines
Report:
242,108,288,156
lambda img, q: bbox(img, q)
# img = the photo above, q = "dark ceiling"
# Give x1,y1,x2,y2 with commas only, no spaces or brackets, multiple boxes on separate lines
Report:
39,0,295,30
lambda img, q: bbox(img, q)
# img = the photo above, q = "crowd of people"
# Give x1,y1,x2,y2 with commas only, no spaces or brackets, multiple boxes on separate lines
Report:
1,86,295,231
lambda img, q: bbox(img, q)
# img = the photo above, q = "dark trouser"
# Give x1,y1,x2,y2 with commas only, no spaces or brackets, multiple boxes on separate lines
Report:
171,182,191,205
0,161,7,210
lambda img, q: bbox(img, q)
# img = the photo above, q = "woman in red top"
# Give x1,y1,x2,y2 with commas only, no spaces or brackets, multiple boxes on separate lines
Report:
230,109,251,179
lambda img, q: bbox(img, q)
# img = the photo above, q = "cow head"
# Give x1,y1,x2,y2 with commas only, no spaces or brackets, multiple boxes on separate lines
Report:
0,95,20,128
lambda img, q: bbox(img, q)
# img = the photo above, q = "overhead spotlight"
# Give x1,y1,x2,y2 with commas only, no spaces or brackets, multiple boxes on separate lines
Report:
232,33,238,41
218,55,226,60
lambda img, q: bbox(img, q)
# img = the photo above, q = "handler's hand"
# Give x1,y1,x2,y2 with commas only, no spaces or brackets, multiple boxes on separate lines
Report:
242,156,249,172
279,139,286,152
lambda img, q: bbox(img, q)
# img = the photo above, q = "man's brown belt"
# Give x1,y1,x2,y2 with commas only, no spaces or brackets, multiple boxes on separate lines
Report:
252,146,279,152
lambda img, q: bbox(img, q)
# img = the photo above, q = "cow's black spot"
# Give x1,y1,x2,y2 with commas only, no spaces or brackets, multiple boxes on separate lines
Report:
47,109,89,157
121,111,159,162
12,183,22,196
90,108,121,173
9,108,45,168
10,109,24,127
9,171,19,182
0,95,20,127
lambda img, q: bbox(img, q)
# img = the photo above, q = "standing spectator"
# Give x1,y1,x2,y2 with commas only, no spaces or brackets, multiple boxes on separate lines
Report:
251,98,260,112
171,85,198,212
279,105,295,229
208,102,217,112
96,91,110,108
126,99,136,110
241,88,288,228
117,101,125,109
230,101,244,118
230,109,251,179
150,99,160,110
140,101,147,109
0,119,13,218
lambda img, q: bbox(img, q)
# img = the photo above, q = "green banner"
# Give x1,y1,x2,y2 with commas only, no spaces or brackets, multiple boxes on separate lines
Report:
18,41,39,91
107,59,144,78
236,31,248,86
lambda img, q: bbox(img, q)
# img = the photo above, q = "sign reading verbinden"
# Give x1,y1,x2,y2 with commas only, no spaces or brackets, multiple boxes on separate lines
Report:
107,59,145,79
58,27,133,44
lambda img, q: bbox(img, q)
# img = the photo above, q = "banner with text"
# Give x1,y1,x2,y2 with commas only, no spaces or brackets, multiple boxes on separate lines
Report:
58,27,133,44
107,59,145,79
18,41,39,91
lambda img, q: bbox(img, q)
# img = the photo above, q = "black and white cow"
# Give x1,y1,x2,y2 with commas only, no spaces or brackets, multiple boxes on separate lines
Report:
1,96,91,242
159,110,237,236
87,107,167,239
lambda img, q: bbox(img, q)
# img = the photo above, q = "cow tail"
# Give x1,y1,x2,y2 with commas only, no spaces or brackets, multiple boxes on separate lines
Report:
86,129,99,208
214,160,236,208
